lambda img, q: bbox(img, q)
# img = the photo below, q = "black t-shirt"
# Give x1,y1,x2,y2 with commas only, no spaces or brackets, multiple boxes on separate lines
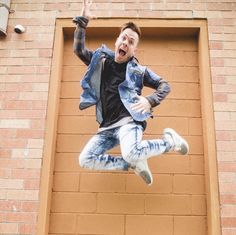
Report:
100,57,131,128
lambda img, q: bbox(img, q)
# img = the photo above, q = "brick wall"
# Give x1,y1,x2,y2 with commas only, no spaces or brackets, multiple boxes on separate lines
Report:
0,0,235,234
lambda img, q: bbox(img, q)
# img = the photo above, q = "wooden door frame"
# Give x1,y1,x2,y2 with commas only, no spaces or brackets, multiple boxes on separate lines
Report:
37,18,221,235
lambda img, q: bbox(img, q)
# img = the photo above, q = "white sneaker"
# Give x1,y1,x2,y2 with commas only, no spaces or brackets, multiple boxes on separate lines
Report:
163,128,189,155
131,160,153,185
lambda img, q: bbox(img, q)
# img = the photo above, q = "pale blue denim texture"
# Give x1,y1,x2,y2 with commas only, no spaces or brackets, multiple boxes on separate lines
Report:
79,122,167,171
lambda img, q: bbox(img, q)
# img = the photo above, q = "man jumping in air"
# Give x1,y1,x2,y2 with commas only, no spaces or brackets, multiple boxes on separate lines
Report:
73,0,189,185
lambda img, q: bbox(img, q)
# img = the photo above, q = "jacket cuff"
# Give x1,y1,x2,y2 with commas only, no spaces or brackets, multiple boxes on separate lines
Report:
145,95,160,108
72,16,89,29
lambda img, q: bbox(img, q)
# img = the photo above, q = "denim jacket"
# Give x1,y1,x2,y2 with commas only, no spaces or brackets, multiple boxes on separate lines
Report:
73,17,171,124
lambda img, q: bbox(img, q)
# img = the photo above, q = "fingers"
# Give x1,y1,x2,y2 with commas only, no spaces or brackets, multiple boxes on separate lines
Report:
131,102,149,113
83,0,92,6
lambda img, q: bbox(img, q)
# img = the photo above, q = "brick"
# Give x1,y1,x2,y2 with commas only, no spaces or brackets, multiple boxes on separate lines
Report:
0,119,30,129
51,192,96,213
80,172,126,193
166,82,200,100
19,223,36,235
173,175,205,194
58,116,98,134
221,195,236,205
20,74,49,83
19,91,48,100
44,3,69,11
0,179,24,190
160,98,201,117
207,2,234,11
76,214,124,235
216,131,236,141
224,58,236,67
62,65,86,82
31,119,46,129
215,120,236,130
221,206,236,217
60,81,81,98
209,41,223,50
8,66,36,75
21,201,39,212
126,215,173,235
12,149,43,159
39,48,53,57
219,162,236,172
214,93,227,102
174,216,207,235
59,98,94,116
222,217,236,228
7,190,39,200
217,141,236,151
49,213,76,234
16,129,44,139
151,155,190,174
219,182,236,194
27,139,44,148
187,136,204,155
0,200,21,212
0,129,16,139
192,195,207,215
4,100,46,110
24,179,40,190
190,155,204,174
0,169,11,178
126,174,172,194
10,49,38,58
16,110,46,119
15,3,44,11
125,3,151,10
0,223,18,234
97,193,145,214
189,118,203,136
56,134,94,153
0,190,6,200
222,228,236,235
24,159,42,169
53,173,80,192
54,153,81,172
163,10,193,18
218,172,236,183
212,75,226,84
6,212,36,223
0,138,27,149
228,94,236,103
169,66,199,83
0,158,24,169
145,195,191,215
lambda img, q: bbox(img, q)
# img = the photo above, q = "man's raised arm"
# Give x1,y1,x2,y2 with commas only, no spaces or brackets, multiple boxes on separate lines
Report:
73,0,94,66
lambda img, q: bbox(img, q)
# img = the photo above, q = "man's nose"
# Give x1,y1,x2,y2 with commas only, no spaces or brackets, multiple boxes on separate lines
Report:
122,41,128,46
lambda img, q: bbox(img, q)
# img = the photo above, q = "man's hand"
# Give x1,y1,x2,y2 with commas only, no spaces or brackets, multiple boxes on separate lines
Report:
131,96,151,114
81,0,95,20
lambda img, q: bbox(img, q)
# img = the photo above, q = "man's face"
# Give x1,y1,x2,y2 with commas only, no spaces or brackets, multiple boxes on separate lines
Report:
114,28,139,64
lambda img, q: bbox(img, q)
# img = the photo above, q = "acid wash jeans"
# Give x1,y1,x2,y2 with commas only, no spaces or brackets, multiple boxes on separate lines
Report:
79,122,168,171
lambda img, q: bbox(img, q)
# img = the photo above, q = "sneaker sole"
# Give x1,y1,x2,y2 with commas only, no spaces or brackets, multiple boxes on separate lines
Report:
164,128,189,155
139,170,152,185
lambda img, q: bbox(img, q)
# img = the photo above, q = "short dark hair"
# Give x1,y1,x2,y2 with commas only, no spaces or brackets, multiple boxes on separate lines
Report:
120,22,141,39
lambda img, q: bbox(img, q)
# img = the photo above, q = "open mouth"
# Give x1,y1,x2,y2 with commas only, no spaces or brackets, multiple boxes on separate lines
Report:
119,48,127,56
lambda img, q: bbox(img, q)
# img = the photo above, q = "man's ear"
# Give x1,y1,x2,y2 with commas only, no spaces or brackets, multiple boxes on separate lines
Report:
133,46,138,56
115,37,119,47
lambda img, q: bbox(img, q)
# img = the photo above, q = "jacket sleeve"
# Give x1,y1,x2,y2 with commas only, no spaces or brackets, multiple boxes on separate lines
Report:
143,67,171,108
73,16,93,66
